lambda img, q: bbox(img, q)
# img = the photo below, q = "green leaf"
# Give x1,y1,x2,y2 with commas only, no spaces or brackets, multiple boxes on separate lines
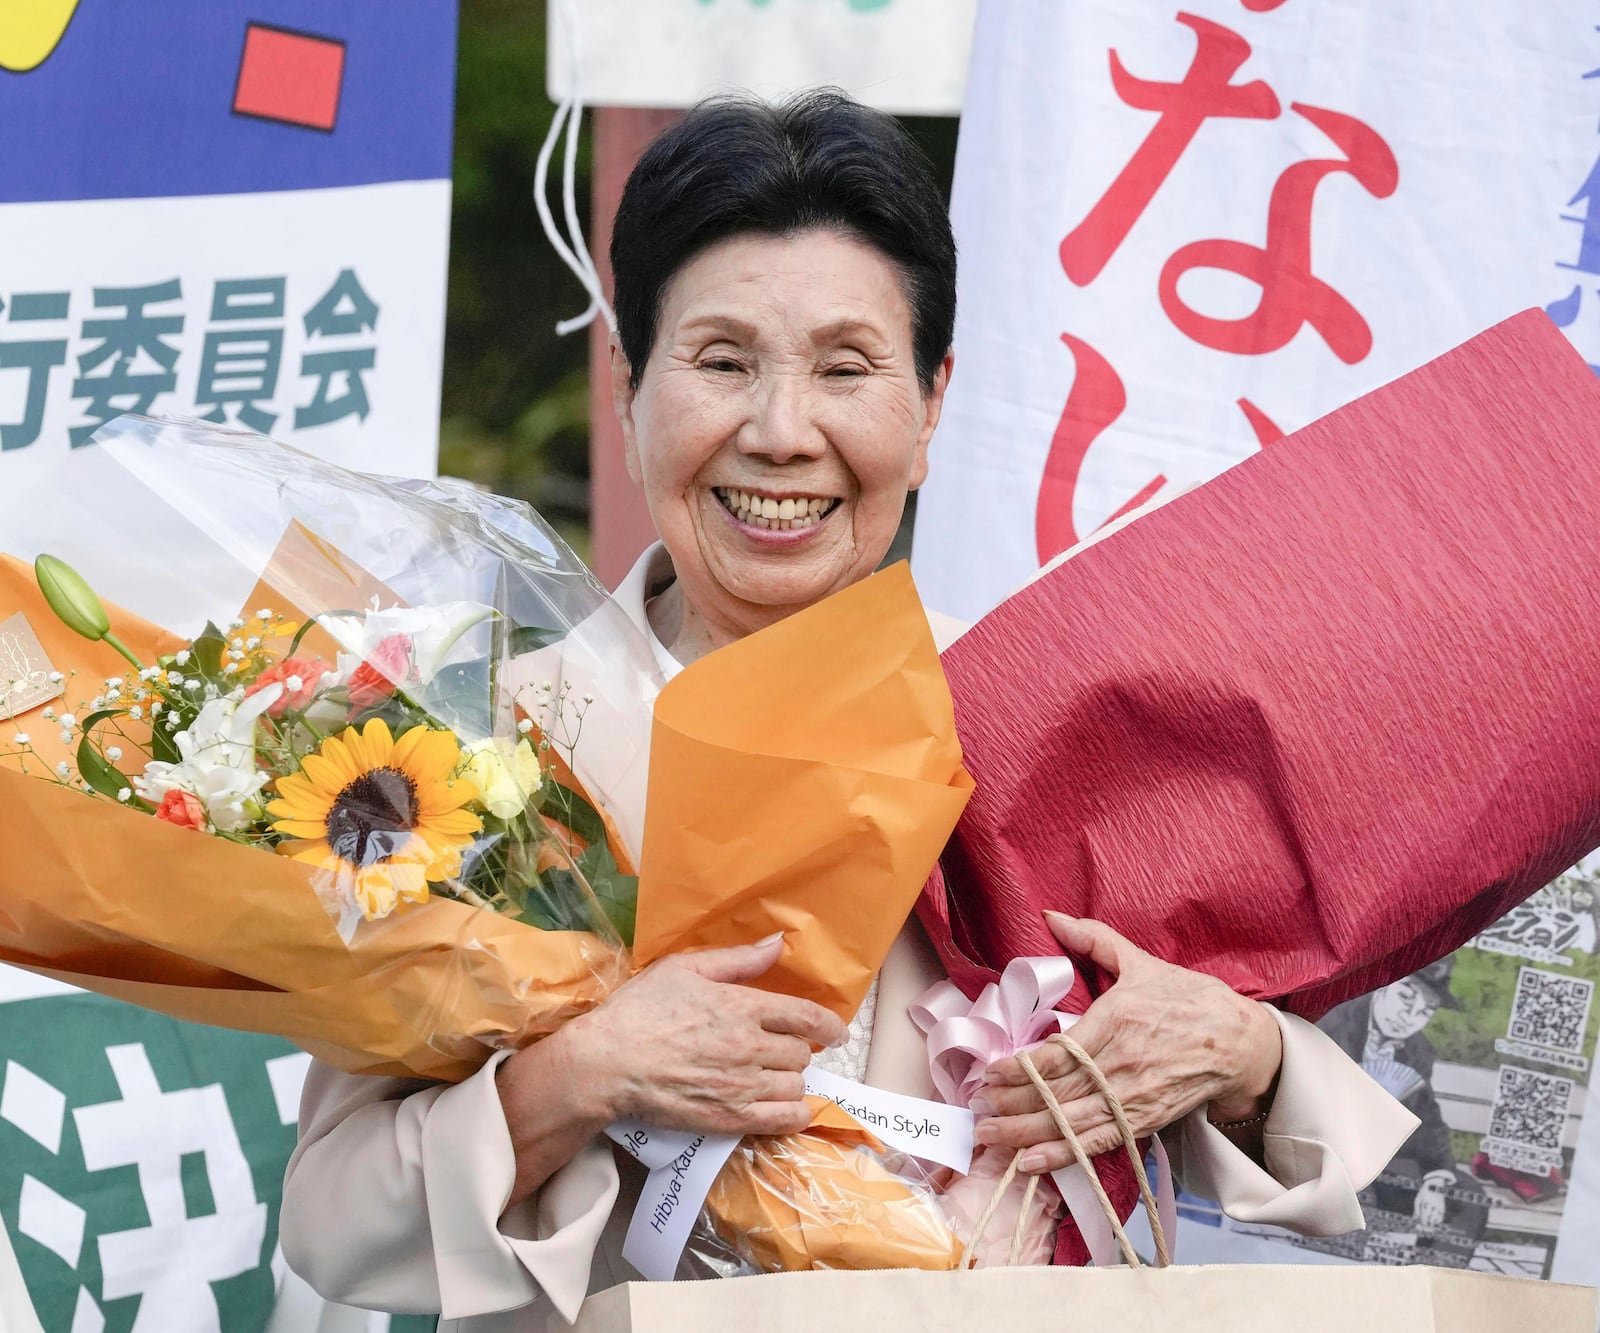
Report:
542,781,605,847
190,623,228,678
575,841,637,946
75,710,141,805
34,554,110,640
508,624,564,656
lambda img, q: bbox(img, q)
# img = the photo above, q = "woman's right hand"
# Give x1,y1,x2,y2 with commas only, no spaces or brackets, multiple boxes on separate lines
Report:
496,933,843,1205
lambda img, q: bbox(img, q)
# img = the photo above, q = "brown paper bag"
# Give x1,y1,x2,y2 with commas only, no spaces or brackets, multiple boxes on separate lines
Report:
571,1265,1597,1332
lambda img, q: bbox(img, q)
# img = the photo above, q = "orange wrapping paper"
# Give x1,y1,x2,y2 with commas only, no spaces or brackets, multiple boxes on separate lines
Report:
634,563,974,1022
705,1097,964,1273
0,553,970,1094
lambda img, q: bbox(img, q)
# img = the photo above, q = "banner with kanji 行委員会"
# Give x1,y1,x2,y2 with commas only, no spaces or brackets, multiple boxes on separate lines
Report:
0,4,454,1330
911,0,1600,1293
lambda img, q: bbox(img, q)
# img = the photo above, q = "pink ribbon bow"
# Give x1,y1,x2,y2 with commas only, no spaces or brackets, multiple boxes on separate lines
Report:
909,955,1081,1109
910,954,1176,1268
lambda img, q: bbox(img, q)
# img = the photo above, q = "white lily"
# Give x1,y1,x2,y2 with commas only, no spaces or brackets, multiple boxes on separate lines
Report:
134,684,282,831
319,602,497,688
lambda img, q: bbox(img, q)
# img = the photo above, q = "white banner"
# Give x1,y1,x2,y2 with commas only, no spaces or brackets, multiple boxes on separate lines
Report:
913,0,1599,622
549,0,976,115
0,181,449,502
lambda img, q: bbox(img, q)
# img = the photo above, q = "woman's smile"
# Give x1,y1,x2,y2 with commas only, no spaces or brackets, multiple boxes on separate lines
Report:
710,486,843,538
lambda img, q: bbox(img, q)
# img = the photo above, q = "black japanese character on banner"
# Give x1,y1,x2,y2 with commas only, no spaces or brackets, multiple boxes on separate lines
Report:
0,291,69,452
71,281,184,447
295,269,378,430
197,278,286,433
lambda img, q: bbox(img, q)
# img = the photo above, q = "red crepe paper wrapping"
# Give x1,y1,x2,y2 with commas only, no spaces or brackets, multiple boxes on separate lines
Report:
916,309,1600,1263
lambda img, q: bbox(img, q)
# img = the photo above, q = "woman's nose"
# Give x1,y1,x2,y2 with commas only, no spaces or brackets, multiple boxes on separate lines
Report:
738,371,827,463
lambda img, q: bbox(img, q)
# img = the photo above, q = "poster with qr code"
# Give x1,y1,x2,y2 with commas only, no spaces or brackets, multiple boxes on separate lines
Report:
1170,858,1600,1286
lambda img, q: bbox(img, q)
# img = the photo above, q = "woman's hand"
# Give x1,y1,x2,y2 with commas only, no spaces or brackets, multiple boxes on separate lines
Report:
971,913,1282,1172
496,933,843,1205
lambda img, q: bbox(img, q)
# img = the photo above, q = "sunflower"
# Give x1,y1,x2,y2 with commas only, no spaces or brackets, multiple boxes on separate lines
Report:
269,718,481,920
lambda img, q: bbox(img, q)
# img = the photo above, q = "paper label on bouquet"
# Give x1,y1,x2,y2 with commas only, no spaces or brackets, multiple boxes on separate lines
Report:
605,1118,703,1171
803,1066,975,1173
621,1129,741,1281
0,613,63,721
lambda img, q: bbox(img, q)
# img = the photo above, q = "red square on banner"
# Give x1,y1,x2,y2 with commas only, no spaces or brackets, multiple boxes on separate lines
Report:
232,23,346,133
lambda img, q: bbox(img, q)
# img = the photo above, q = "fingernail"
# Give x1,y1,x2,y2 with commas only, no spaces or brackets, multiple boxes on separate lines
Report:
974,1121,998,1145
1018,1151,1047,1173
1043,910,1076,926
968,1095,992,1116
754,931,785,949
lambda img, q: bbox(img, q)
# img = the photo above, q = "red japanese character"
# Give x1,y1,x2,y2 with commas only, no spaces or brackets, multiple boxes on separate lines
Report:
1157,103,1398,364
1060,14,1281,287
1237,397,1285,446
1035,334,1167,564
1240,0,1290,10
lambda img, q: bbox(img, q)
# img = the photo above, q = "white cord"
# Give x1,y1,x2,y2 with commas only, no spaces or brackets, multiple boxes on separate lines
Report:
534,0,615,336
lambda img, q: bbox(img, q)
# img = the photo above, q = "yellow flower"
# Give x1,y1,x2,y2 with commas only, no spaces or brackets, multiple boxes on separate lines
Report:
460,736,542,820
268,718,481,920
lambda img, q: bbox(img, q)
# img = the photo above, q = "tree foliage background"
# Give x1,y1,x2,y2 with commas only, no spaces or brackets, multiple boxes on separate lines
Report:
442,0,958,561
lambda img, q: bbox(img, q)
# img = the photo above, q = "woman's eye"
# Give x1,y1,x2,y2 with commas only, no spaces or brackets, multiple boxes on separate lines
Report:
824,364,868,379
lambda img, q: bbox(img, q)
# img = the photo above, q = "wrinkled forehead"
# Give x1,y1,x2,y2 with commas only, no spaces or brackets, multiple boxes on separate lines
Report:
655,229,915,350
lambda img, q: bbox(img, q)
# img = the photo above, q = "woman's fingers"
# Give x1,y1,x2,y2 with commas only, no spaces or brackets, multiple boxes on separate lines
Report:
752,1031,815,1073
1014,1121,1132,1174
974,1095,1110,1150
758,993,845,1047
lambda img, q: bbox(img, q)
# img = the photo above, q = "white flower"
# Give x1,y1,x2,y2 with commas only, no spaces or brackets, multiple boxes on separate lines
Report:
285,674,304,694
516,717,533,735
134,685,281,832
91,697,106,710
55,761,70,778
582,693,594,705
139,667,159,682
223,663,239,675
174,650,190,667
167,674,184,689
107,677,123,689
229,619,245,631
150,701,162,715
129,706,143,720
320,602,497,688
59,713,76,728
117,788,131,802
540,680,552,693
47,671,64,684
185,680,203,692
11,733,29,746
58,730,71,745
255,608,271,621
134,689,147,702
460,737,542,819
106,746,123,761
246,636,261,649
40,708,54,721
230,639,243,650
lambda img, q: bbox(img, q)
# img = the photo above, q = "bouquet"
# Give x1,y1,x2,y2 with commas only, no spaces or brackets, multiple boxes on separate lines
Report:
0,414,976,1289
917,308,1600,1263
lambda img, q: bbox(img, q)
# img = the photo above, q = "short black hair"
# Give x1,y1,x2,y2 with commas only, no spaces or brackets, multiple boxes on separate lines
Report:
610,89,956,394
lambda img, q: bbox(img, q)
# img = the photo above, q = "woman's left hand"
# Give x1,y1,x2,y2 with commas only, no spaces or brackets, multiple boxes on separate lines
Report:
971,913,1283,1172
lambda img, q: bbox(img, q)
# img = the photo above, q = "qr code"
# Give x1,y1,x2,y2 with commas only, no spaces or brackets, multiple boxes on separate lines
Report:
1509,967,1593,1053
1487,1065,1573,1152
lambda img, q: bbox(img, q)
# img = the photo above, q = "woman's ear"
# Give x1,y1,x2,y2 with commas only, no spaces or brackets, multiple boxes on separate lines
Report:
610,339,643,485
909,348,955,491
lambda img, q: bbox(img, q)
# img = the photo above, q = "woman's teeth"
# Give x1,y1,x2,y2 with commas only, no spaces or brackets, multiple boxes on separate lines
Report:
714,488,839,530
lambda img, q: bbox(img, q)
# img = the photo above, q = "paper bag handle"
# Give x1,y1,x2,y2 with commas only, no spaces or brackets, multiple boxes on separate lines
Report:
961,1031,1172,1270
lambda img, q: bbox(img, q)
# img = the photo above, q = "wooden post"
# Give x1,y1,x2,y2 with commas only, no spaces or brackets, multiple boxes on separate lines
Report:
588,106,684,590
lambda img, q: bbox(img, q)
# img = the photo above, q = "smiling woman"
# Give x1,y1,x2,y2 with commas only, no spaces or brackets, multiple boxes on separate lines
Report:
279,91,1418,1327
616,229,950,662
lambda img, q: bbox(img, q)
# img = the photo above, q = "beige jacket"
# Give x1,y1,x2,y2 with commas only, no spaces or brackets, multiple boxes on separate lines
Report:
281,538,1418,1330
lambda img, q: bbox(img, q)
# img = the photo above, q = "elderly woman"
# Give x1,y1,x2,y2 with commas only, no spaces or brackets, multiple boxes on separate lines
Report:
282,91,1415,1327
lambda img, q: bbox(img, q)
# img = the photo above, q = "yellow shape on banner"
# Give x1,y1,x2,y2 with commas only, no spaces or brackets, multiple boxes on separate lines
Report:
0,0,81,72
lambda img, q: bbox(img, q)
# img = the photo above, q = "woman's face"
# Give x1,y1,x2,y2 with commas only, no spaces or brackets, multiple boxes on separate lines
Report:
613,228,951,637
